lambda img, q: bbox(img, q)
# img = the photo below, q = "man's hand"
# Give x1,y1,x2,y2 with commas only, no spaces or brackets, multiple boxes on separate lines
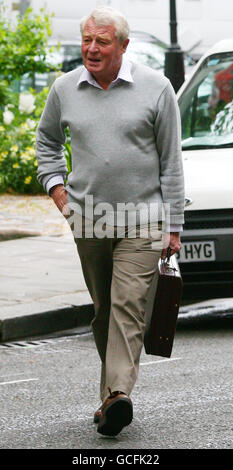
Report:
161,232,182,259
50,184,69,218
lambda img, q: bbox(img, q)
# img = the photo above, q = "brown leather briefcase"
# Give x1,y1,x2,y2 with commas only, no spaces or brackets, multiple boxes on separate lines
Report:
144,250,183,357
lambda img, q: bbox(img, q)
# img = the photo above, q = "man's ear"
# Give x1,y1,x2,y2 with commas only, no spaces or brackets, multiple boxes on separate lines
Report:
121,38,130,54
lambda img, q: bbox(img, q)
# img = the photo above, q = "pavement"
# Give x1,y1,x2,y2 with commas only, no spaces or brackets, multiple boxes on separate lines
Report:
1,194,232,343
0,194,94,342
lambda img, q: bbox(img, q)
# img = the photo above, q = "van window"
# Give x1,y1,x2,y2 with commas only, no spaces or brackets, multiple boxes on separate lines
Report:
179,52,233,149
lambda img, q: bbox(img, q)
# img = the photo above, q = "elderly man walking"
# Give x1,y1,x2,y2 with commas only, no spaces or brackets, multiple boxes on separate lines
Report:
36,6,184,437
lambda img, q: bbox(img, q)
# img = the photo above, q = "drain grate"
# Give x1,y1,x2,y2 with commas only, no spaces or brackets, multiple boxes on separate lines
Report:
0,339,56,349
0,331,93,350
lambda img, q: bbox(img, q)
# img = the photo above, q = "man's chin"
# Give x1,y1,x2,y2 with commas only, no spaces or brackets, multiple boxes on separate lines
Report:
85,60,102,71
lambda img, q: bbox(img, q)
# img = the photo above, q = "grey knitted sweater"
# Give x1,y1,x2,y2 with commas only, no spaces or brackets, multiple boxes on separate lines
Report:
36,62,184,225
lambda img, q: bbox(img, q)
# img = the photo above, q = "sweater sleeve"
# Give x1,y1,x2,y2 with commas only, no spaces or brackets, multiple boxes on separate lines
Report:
154,81,185,226
36,82,68,191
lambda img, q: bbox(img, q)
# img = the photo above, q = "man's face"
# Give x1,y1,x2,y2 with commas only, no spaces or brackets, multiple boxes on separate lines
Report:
81,18,129,81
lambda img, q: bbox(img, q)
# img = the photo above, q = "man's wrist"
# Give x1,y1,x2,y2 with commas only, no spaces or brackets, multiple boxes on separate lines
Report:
49,184,64,197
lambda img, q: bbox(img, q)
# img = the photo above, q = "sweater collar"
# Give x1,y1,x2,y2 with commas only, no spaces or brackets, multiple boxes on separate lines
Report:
77,57,134,90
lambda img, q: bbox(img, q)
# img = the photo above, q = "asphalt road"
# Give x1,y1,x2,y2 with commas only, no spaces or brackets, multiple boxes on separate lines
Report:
0,315,232,451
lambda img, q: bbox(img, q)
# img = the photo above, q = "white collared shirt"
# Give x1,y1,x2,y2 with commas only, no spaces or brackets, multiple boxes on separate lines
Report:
77,57,134,90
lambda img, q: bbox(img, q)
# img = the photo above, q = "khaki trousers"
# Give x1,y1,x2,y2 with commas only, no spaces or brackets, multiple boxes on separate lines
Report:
74,221,162,402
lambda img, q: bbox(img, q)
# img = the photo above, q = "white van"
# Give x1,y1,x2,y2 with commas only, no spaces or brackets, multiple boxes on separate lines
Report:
177,39,233,300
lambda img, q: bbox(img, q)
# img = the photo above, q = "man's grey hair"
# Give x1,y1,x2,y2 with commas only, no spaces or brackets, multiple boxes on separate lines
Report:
80,6,130,43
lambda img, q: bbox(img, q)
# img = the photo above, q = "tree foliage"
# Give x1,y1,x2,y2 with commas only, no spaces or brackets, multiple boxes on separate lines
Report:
0,5,55,193
0,5,54,84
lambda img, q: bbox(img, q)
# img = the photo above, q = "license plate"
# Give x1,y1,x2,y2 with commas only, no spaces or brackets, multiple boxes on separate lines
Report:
177,241,216,263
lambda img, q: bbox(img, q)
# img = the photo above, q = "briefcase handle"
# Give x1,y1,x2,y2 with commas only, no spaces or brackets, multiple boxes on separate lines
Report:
160,247,179,274
165,247,172,263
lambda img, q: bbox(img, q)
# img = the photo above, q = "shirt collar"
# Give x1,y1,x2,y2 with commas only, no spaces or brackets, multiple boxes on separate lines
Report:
77,57,134,89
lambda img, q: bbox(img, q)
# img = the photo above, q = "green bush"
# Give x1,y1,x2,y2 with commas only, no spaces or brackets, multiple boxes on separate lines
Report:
0,87,49,193
0,4,70,194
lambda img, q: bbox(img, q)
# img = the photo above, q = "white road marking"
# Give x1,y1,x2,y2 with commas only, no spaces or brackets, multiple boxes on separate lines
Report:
0,378,39,386
140,357,181,366
0,372,31,378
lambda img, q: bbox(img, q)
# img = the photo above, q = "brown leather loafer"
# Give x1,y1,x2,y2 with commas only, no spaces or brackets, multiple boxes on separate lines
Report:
93,405,102,424
97,389,133,436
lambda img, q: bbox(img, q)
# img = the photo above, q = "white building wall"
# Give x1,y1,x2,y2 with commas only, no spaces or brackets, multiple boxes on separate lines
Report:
3,0,233,55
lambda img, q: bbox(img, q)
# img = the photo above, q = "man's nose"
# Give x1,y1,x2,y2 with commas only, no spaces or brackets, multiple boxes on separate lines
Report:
88,40,98,53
